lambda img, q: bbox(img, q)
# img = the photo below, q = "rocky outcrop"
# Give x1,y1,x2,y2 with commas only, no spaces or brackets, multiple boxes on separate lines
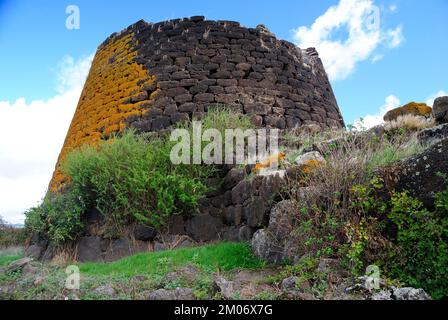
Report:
381,138,448,208
383,102,432,122
433,96,448,124
251,200,297,264
417,123,448,146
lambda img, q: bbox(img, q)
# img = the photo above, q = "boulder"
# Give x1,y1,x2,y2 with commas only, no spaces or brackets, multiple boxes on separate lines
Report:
280,276,299,292
251,229,284,264
148,288,196,300
221,226,240,242
186,214,223,241
167,214,186,235
371,290,393,300
392,287,432,300
267,200,297,240
1,257,32,273
295,151,325,167
251,200,298,264
94,285,116,297
76,236,103,263
294,151,326,175
245,198,269,228
280,276,311,295
222,168,245,190
433,96,448,124
238,225,256,242
41,244,55,262
231,180,252,205
134,225,157,242
154,242,168,252
380,138,448,208
162,265,199,286
418,123,448,146
103,238,144,262
25,244,45,260
214,276,235,299
383,102,432,122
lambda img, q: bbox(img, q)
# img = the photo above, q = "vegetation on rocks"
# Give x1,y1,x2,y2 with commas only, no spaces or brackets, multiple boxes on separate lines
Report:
383,102,432,122
25,108,253,244
275,120,448,299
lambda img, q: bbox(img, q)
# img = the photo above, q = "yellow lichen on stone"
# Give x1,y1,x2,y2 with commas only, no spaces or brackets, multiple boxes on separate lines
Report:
252,152,287,174
50,32,158,192
384,102,432,122
300,159,323,175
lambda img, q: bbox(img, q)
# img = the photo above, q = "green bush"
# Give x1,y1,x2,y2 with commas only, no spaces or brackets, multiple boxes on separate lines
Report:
63,130,211,236
24,108,254,243
387,190,448,299
25,191,85,246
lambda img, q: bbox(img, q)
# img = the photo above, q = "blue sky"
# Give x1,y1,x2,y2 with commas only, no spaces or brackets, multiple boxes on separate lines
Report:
0,0,447,223
0,0,447,121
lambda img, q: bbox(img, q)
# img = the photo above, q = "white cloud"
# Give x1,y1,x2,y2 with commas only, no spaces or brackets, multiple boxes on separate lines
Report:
0,54,93,224
426,90,448,107
293,0,404,81
354,94,400,129
371,54,384,63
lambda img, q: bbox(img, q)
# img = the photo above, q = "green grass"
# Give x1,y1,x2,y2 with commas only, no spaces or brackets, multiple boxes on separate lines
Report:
0,254,23,267
79,242,264,278
368,138,425,170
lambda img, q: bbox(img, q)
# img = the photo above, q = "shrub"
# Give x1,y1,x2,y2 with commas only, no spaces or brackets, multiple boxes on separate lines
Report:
367,135,425,170
384,114,435,133
198,105,254,134
25,191,85,246
387,190,448,299
63,130,212,236
62,108,251,237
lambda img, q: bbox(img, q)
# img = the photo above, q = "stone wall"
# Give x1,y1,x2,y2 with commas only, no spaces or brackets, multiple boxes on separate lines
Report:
50,16,343,190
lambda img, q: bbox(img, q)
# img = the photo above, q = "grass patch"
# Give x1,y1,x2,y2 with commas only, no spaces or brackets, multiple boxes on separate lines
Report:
0,254,23,267
79,242,264,278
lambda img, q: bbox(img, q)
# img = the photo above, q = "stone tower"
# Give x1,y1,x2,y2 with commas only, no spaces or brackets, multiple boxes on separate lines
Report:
50,16,344,191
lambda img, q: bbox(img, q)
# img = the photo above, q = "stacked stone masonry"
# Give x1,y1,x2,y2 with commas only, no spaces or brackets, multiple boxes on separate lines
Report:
51,16,344,190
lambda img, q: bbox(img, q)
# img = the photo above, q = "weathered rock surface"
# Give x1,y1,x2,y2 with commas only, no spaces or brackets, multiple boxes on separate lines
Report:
25,244,45,260
381,138,448,208
134,225,158,242
214,276,235,299
433,96,448,124
76,236,103,263
186,214,223,241
418,123,448,146
252,229,284,264
148,288,196,300
251,200,298,264
94,285,116,297
295,151,325,166
392,287,432,300
384,102,432,122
